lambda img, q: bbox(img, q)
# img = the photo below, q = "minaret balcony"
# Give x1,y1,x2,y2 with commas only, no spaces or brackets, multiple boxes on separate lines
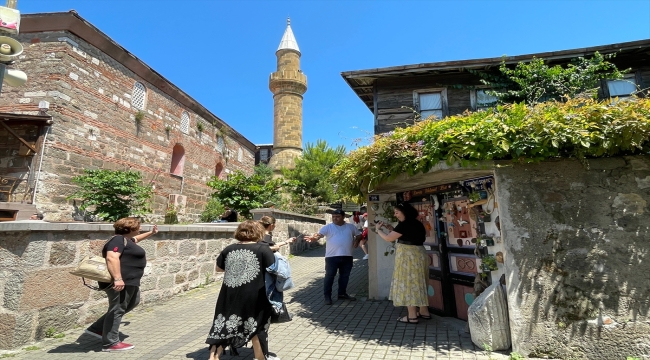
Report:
269,71,308,95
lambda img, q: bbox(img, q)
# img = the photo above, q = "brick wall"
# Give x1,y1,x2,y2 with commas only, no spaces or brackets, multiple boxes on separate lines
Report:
0,32,255,221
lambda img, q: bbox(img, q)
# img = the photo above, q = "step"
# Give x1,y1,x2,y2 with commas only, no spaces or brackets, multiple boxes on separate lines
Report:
0,202,38,221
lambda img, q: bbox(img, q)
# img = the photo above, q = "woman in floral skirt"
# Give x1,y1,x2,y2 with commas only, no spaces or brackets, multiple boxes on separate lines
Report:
206,220,279,360
375,202,432,324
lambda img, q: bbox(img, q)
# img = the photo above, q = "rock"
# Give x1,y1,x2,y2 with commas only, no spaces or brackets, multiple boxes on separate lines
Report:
468,282,511,351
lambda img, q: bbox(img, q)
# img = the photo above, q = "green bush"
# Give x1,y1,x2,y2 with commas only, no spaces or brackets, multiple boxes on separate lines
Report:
200,198,226,222
69,169,153,222
332,97,650,199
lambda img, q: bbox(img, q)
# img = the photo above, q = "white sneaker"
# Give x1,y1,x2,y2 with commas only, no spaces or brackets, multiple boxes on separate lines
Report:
363,254,369,260
266,356,281,360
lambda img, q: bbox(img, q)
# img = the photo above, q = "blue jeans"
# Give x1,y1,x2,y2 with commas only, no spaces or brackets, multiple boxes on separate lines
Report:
324,256,353,299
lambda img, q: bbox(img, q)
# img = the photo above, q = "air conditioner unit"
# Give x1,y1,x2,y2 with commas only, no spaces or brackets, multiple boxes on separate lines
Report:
168,194,187,215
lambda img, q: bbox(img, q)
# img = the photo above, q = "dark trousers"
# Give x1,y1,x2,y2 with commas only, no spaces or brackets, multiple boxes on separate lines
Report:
88,285,140,347
324,256,353,299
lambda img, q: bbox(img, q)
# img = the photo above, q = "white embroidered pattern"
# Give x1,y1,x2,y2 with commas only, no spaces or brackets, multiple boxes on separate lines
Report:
225,314,242,333
223,249,260,287
244,317,257,334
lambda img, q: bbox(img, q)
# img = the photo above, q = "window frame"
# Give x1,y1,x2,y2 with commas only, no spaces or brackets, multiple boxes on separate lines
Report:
413,88,448,120
470,87,499,111
180,111,190,135
131,82,147,110
605,74,638,99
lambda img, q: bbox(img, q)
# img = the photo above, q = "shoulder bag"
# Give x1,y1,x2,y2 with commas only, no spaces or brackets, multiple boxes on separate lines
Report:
69,236,127,290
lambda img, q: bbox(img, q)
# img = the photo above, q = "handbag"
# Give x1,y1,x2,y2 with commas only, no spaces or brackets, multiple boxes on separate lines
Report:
270,302,292,324
70,236,126,290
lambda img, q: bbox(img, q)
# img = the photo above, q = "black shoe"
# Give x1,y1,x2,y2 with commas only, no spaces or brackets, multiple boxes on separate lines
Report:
338,294,356,301
324,298,333,305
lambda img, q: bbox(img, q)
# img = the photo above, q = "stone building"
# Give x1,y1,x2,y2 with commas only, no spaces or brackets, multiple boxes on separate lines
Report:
342,40,650,358
0,11,256,221
268,18,307,172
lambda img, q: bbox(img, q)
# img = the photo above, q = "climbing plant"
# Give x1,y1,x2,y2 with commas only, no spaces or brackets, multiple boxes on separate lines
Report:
331,97,650,200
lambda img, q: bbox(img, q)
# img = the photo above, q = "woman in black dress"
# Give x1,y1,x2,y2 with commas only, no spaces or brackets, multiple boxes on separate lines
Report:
206,220,278,360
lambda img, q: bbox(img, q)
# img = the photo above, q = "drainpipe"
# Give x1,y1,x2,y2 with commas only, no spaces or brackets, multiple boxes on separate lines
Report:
32,121,52,205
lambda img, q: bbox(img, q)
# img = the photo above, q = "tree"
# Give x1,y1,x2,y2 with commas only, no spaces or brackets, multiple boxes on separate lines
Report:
282,140,346,203
206,165,285,219
481,52,628,105
200,197,226,223
69,169,153,222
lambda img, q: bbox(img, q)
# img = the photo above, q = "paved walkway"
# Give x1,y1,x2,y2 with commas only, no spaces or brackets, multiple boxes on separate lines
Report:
6,246,510,359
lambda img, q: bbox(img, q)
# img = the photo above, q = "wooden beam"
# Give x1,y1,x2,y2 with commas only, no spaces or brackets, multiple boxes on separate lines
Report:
0,120,37,153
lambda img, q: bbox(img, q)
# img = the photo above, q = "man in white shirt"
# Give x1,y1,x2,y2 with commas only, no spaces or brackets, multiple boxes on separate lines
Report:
306,209,362,305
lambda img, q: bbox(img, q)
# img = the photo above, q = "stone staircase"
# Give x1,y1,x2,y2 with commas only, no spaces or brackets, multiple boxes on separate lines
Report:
0,202,38,221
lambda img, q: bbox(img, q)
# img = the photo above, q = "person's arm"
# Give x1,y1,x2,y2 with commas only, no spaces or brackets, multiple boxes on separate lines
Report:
270,237,297,250
375,221,402,243
105,251,125,291
133,225,158,243
305,233,323,242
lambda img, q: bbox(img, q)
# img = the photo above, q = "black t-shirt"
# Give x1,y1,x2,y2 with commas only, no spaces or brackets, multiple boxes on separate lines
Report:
393,218,426,246
100,235,147,287
260,233,278,252
260,233,275,246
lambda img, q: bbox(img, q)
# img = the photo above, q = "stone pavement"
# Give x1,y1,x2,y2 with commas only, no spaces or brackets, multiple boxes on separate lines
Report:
5,246,511,359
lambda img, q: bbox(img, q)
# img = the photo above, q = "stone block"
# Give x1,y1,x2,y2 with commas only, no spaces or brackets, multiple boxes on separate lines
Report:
175,273,187,284
0,312,36,350
156,241,177,257
188,269,199,282
468,283,511,351
139,275,157,291
0,236,47,268
157,275,174,290
178,241,198,256
36,305,79,339
167,262,182,273
19,267,90,311
49,242,76,265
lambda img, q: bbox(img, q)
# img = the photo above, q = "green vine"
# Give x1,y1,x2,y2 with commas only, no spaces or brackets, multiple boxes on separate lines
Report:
331,97,650,199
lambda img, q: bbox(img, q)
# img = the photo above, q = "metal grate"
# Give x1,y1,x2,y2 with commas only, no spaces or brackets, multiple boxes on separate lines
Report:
180,111,190,134
217,136,224,152
131,82,147,110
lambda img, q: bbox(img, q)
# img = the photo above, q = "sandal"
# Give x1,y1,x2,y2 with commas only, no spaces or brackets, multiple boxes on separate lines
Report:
417,312,432,320
397,316,419,324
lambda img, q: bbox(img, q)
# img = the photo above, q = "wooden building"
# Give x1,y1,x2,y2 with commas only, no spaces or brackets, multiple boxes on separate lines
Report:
342,39,650,134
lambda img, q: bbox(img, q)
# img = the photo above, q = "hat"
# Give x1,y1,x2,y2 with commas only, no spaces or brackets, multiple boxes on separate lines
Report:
332,209,345,216
362,213,367,218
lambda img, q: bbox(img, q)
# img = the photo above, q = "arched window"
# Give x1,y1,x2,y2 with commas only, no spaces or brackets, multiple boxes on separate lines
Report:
180,111,190,135
170,144,185,176
132,82,147,110
215,162,224,179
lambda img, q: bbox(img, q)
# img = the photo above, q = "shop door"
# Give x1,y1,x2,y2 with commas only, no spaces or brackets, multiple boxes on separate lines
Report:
398,177,494,320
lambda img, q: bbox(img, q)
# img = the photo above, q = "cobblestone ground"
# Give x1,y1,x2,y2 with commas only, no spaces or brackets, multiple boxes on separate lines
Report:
6,246,510,359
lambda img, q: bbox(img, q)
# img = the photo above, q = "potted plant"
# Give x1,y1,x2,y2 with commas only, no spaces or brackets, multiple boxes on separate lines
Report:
481,254,498,272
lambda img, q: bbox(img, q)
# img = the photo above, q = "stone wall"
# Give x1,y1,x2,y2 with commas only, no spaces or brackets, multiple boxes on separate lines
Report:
496,156,650,359
0,213,324,350
0,30,255,221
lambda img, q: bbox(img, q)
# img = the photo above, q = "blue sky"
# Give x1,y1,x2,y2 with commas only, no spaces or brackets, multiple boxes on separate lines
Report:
17,0,650,151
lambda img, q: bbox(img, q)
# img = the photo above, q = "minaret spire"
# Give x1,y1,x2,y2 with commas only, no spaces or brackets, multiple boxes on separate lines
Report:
268,19,307,172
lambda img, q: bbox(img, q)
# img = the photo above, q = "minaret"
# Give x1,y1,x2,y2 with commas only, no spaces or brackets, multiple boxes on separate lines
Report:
268,18,307,172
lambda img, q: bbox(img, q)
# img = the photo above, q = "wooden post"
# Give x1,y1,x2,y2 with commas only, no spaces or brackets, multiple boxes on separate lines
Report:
5,0,17,9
